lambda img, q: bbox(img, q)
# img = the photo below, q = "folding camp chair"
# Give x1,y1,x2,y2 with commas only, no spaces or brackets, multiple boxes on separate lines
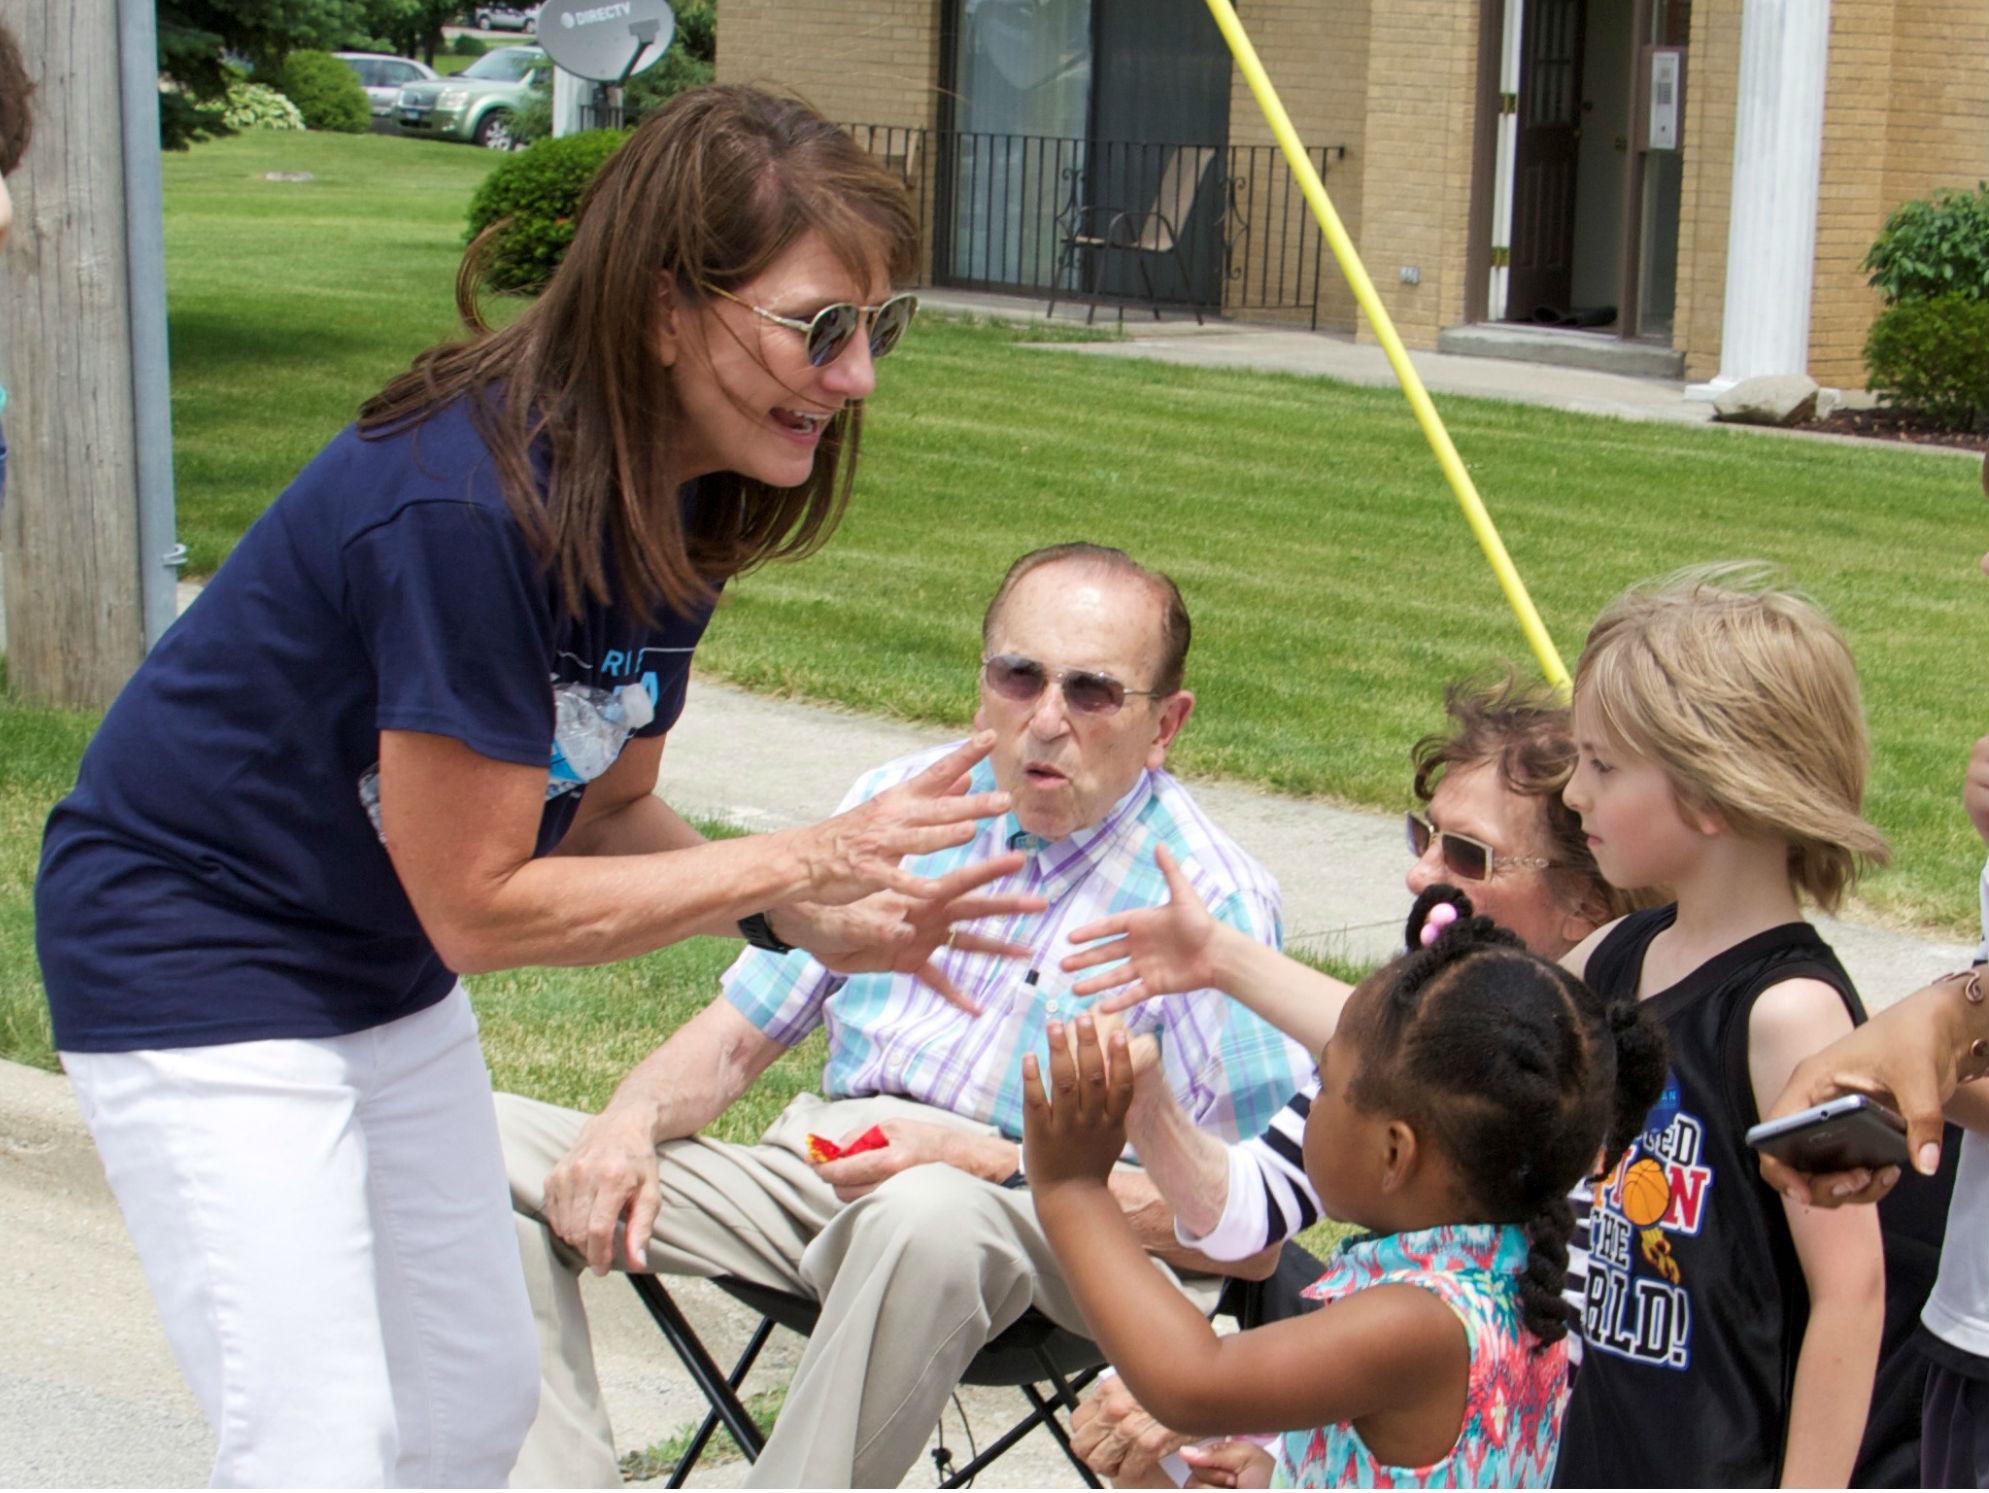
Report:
628,1246,1299,1487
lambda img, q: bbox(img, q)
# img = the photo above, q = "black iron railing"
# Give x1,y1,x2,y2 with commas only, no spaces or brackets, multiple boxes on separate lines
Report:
568,111,1337,325
845,124,1339,327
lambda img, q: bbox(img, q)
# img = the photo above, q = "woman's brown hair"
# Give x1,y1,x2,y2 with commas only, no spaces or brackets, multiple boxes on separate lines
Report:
1412,669,1640,931
359,85,920,624
0,21,35,176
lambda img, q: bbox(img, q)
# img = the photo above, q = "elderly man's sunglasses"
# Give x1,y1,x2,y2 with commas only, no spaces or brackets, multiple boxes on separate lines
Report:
1405,811,1555,882
981,654,1162,717
704,284,919,367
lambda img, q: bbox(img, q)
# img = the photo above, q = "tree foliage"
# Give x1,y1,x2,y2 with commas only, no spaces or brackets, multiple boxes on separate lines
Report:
156,0,458,148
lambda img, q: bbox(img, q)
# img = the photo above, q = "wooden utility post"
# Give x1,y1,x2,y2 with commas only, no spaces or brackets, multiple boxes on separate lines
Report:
2,0,178,708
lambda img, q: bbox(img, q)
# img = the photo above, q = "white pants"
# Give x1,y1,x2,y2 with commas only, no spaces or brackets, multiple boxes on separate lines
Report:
63,986,539,1488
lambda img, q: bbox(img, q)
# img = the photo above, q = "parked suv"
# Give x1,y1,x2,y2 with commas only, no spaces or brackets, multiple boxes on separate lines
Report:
396,44,546,148
470,4,539,31
333,52,439,126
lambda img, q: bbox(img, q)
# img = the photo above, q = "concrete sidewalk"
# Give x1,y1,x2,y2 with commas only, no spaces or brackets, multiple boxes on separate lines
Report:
2,675,1975,1488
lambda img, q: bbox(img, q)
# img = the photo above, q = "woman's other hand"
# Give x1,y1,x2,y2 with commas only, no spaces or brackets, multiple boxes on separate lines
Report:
1071,1375,1192,1485
1178,1440,1276,1488
1061,845,1223,1014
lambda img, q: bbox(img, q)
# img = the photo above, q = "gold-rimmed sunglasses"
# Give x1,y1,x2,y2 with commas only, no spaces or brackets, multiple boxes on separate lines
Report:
703,283,919,367
1405,811,1556,882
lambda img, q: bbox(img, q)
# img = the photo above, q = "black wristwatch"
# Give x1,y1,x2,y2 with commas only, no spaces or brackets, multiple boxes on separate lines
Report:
738,911,795,955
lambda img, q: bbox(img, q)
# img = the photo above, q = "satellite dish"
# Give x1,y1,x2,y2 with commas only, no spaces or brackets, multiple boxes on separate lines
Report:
536,0,675,84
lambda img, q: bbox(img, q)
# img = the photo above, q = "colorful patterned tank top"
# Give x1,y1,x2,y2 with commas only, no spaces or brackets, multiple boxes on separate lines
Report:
1272,1222,1568,1489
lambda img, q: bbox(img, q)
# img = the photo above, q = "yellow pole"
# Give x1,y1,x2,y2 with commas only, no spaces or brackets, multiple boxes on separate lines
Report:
1202,0,1571,692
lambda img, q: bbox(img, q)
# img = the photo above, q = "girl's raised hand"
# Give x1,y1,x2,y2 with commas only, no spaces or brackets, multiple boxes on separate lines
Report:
1022,1015,1135,1191
1060,845,1222,1014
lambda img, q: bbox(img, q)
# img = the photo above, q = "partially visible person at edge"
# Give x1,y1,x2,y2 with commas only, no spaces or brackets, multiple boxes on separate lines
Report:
1057,674,1636,1485
1756,507,1989,1490
496,543,1315,1489
0,20,34,513
33,87,1037,1488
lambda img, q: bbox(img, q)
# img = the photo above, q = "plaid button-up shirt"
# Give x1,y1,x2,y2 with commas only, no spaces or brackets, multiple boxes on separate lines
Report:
722,743,1310,1146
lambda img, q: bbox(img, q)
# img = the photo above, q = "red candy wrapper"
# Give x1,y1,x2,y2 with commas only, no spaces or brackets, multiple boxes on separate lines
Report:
805,1125,891,1163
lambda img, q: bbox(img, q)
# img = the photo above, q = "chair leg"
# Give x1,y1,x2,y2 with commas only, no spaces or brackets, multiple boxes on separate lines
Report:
1173,247,1205,326
666,1316,774,1487
627,1275,770,1475
1136,254,1163,322
936,1361,1104,1489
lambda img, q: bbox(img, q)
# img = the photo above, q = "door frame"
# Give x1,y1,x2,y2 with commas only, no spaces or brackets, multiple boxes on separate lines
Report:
1466,0,1663,341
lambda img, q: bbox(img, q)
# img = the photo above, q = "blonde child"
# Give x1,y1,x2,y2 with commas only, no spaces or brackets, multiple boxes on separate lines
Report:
1552,566,1888,1486
1024,898,1666,1489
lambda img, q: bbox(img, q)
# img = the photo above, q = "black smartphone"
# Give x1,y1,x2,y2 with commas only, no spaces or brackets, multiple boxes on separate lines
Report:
1745,1095,1911,1173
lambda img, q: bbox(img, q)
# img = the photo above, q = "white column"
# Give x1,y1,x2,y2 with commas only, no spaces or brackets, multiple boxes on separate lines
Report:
1686,0,1832,398
551,65,588,137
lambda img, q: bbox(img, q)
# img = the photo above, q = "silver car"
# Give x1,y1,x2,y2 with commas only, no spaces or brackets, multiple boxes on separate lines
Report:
333,52,440,125
396,45,547,149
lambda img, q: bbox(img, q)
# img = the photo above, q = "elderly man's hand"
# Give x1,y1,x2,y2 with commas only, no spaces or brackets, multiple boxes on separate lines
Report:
1758,975,1977,1206
541,1101,663,1274
1072,1375,1191,1484
808,1117,1020,1202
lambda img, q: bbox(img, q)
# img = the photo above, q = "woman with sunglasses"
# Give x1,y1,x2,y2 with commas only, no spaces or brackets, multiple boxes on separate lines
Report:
1056,673,1633,1487
33,87,1034,1488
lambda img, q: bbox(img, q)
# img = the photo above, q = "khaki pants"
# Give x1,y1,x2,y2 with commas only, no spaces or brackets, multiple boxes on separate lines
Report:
497,1090,1216,1488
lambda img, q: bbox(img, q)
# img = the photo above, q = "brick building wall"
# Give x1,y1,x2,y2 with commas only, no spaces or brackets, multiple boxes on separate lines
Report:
1672,0,1989,389
714,0,942,135
1351,0,1482,347
1222,0,1371,329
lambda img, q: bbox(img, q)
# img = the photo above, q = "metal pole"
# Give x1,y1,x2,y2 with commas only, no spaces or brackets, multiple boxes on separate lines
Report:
117,0,183,648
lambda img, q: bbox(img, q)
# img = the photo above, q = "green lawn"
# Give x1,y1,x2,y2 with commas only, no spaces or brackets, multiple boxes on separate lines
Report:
5,128,1984,1077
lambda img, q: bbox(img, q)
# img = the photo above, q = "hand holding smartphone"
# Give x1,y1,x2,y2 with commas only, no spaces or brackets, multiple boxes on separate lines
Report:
1745,1095,1910,1174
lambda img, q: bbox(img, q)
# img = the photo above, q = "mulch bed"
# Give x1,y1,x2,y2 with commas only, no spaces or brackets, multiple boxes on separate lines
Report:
1799,406,1989,456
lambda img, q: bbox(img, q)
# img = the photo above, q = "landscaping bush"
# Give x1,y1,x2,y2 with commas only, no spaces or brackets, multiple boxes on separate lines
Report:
463,129,628,293
277,50,370,134
221,81,306,132
1863,292,1989,432
1862,184,1989,305
451,32,489,56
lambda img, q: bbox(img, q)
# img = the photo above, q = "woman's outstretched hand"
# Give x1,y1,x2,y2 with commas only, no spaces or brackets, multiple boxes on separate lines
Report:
1061,844,1222,1014
1023,1014,1135,1192
782,851,1046,1015
795,733,1014,906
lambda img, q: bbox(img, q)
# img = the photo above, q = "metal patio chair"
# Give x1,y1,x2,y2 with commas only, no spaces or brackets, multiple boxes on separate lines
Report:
1046,147,1216,326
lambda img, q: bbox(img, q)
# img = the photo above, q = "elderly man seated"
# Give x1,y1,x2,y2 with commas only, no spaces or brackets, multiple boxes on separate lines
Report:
496,543,1311,1488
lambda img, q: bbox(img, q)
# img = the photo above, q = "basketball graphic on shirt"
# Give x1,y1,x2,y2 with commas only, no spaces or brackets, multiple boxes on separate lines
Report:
1620,1157,1670,1228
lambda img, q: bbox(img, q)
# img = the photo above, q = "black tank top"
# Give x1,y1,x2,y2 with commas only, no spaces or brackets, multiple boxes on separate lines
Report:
1552,906,1864,1488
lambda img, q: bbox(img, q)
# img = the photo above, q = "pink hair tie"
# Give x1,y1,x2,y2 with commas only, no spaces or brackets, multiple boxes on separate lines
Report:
1419,901,1460,948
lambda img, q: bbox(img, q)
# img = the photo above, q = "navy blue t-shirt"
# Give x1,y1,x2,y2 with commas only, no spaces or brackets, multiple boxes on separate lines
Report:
37,398,717,1051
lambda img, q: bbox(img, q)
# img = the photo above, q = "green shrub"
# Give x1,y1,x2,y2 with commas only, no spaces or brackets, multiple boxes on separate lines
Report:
221,80,307,132
451,32,488,56
278,50,371,134
1863,293,1989,432
464,129,629,293
621,47,715,127
1862,184,1989,305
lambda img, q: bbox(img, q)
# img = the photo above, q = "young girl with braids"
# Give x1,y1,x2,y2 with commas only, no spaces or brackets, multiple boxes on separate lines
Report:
1023,891,1666,1489
1552,567,1888,1487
